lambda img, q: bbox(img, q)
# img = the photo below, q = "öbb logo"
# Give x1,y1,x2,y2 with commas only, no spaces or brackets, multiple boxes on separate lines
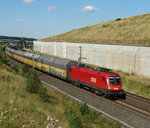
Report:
91,77,96,83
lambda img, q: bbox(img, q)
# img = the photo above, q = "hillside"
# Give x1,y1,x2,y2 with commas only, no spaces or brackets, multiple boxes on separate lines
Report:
42,14,150,46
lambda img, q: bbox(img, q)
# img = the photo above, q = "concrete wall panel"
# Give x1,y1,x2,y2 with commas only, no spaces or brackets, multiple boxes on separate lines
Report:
34,41,150,78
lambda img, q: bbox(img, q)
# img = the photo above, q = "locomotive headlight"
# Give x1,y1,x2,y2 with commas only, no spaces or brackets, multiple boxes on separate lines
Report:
108,86,111,90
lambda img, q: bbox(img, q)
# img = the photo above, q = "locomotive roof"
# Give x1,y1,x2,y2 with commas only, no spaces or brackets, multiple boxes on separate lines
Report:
75,64,118,75
72,65,118,76
78,64,111,72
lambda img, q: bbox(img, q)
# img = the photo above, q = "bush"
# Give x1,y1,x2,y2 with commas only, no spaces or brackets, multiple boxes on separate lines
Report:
22,63,30,76
116,18,121,21
26,70,41,94
38,86,49,102
64,106,83,128
84,111,98,128
79,103,89,116
0,45,5,52
68,111,83,128
64,106,73,117
79,103,99,128
0,51,4,63
26,70,49,102
0,45,5,63
65,103,102,128
12,64,19,73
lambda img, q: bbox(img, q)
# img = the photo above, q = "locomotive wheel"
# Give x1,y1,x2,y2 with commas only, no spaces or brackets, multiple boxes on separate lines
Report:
104,94,109,98
95,90,103,96
91,88,96,93
76,82,80,87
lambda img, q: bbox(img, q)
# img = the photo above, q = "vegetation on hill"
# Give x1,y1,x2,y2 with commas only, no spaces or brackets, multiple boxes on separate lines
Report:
42,13,150,46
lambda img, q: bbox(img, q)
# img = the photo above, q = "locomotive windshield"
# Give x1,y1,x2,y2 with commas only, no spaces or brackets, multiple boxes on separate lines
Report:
109,77,120,85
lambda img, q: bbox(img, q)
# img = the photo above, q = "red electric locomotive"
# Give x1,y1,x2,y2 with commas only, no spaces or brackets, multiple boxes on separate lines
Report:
69,65,126,99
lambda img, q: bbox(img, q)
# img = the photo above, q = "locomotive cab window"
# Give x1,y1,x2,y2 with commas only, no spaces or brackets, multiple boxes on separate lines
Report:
109,77,120,85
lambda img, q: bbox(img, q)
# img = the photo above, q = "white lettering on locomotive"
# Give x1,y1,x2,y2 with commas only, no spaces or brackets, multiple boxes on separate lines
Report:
90,77,96,83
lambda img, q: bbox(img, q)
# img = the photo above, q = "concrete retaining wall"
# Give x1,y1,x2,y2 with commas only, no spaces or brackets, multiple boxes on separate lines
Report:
34,41,150,78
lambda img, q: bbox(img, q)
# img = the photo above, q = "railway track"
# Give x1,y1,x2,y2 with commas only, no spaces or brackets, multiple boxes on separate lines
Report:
65,79,150,119
80,86,150,119
114,92,150,119
75,85,150,119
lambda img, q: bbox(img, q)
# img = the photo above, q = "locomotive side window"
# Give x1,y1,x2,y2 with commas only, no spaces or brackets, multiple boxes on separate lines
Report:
109,77,120,85
102,77,106,83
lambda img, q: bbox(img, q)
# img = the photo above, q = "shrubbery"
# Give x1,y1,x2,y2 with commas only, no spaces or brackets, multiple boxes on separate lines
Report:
12,64,19,73
0,45,6,63
22,63,30,76
25,70,49,102
65,106,83,128
38,86,49,102
68,111,83,128
116,18,122,21
26,70,40,93
65,102,99,128
79,102,90,116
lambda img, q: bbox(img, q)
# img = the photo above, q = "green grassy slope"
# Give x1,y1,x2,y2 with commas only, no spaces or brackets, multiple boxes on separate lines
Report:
42,14,150,46
117,71,150,98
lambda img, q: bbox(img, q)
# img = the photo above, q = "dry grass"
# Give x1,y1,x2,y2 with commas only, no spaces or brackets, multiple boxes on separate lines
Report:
41,13,150,46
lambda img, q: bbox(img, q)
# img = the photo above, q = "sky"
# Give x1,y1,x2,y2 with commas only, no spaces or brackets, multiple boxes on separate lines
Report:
0,0,150,39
